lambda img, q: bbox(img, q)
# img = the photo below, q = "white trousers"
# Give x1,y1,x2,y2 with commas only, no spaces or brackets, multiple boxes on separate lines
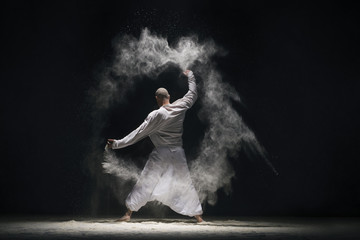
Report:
125,146,203,217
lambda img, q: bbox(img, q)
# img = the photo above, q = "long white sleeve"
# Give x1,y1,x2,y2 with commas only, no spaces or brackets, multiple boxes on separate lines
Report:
112,111,163,149
172,71,197,109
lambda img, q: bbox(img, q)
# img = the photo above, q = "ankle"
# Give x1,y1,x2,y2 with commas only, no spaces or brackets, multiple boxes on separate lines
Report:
126,209,132,217
195,215,203,223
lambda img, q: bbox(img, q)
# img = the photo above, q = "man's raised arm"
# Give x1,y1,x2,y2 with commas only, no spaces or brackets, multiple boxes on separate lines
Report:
179,70,197,109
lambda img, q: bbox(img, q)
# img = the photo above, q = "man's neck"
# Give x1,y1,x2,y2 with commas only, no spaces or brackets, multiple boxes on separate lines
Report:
161,100,170,106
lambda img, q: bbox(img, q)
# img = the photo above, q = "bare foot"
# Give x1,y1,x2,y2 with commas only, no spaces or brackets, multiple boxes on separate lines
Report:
115,209,132,222
194,215,203,223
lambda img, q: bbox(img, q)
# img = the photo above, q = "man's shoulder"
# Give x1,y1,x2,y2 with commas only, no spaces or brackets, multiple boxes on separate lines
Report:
147,108,166,119
147,109,159,117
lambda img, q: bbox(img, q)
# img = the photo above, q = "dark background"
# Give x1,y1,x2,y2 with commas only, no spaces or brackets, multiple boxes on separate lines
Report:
1,0,359,217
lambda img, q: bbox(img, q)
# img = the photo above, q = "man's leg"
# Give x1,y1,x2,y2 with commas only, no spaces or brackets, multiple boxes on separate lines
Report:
167,148,203,218
117,148,167,221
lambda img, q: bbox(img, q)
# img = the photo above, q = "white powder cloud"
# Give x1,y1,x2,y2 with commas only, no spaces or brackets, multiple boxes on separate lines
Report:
92,28,277,208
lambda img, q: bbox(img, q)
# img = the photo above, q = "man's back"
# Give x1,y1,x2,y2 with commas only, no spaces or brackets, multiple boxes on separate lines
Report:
149,103,187,147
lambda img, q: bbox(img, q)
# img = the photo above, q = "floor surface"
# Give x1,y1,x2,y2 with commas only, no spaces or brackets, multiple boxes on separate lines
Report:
0,216,359,239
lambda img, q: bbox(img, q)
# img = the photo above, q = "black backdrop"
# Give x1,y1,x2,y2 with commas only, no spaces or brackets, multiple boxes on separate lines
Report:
1,0,359,217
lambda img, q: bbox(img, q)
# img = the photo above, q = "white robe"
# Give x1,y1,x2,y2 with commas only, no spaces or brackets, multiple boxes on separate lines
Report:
112,71,203,217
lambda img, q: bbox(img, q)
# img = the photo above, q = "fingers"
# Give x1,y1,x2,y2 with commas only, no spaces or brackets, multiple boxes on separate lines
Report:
183,70,191,76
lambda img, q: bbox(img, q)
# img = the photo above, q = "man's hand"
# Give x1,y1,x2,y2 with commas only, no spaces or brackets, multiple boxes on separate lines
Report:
183,70,191,76
107,139,115,149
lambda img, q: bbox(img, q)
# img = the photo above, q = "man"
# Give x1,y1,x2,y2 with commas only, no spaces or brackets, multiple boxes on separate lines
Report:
107,70,203,223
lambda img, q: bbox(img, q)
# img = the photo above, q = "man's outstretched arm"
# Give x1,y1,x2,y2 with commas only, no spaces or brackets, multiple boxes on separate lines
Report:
107,111,162,149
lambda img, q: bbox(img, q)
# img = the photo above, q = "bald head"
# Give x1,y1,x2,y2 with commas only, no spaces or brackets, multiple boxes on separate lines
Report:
155,87,170,107
155,88,170,99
